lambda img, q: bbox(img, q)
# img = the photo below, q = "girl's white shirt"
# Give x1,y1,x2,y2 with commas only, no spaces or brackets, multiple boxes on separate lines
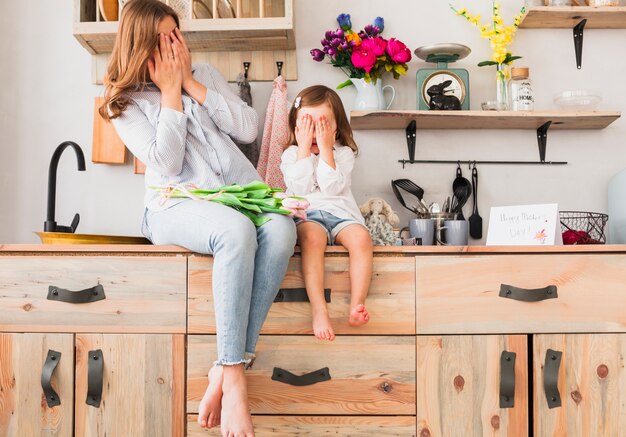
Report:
280,143,364,224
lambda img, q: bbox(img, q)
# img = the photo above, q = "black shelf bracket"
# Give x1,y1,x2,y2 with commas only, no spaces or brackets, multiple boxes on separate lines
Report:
573,19,587,70
397,119,568,167
537,121,552,163
399,159,567,167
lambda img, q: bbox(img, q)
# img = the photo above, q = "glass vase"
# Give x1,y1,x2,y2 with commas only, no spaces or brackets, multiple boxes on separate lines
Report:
496,65,510,111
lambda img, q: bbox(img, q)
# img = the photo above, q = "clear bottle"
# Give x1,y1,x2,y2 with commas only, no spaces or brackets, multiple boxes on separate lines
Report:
510,67,534,111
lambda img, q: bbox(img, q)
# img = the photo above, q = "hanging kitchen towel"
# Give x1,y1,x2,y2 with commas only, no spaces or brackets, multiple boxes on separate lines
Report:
234,72,259,166
257,75,288,190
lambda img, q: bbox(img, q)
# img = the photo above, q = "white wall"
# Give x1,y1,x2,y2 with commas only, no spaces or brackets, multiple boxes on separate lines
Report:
1,0,625,244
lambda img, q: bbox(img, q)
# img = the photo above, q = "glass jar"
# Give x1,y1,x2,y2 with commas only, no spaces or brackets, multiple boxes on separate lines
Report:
510,67,534,111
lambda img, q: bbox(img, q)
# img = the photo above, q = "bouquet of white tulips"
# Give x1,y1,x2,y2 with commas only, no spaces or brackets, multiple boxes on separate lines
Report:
152,180,309,227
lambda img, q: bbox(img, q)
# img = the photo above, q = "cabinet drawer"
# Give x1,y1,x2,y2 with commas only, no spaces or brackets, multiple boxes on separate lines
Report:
188,255,415,335
187,415,417,436
187,335,416,415
0,256,187,333
416,254,626,334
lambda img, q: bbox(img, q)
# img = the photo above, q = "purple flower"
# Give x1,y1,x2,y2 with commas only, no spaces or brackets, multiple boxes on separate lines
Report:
335,29,344,39
325,30,334,41
330,38,342,48
337,13,352,31
340,41,349,50
373,17,384,32
328,47,337,56
310,48,325,62
363,25,381,37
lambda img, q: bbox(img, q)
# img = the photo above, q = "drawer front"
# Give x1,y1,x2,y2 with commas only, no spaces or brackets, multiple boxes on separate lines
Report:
187,415,417,436
187,335,416,415
0,256,187,333
416,254,626,334
188,255,415,335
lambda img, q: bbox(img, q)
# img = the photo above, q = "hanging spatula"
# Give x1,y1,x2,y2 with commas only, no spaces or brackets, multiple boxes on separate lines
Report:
469,163,483,239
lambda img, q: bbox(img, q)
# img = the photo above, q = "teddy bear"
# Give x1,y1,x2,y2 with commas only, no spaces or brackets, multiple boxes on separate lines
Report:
359,197,400,246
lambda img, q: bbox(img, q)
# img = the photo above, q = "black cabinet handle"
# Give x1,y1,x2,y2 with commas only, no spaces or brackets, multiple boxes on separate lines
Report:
47,284,105,304
499,351,516,408
271,367,331,386
544,349,562,409
86,349,103,407
41,350,62,408
499,284,558,302
274,288,331,303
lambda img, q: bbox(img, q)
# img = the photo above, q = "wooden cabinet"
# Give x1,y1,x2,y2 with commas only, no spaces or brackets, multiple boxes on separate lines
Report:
417,335,528,437
415,250,626,437
415,254,626,334
0,333,184,437
188,254,416,335
0,333,74,436
533,334,626,436
73,0,297,82
75,334,185,437
3,245,626,435
0,249,187,437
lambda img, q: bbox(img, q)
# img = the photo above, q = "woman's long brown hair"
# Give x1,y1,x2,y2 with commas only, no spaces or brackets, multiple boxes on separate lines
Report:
99,0,179,121
286,85,358,154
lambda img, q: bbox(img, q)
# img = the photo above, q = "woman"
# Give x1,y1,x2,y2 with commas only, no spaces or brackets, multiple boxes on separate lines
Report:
99,1,296,435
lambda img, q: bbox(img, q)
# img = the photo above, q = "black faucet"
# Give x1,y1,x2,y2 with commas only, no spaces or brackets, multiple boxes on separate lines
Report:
44,141,86,233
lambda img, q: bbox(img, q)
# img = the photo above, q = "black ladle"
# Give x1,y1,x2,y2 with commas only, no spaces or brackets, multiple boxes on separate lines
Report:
451,163,472,220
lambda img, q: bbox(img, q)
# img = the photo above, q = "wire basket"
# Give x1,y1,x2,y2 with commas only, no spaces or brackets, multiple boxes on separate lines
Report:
559,211,608,244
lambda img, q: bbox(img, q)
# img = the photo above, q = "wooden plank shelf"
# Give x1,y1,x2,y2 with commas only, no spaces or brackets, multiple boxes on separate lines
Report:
350,110,621,130
519,6,626,28
73,18,295,55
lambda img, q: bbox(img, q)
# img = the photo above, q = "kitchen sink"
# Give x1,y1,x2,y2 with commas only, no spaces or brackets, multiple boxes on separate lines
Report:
35,232,151,245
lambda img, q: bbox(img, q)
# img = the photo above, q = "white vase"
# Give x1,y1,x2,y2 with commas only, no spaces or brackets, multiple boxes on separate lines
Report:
350,78,395,111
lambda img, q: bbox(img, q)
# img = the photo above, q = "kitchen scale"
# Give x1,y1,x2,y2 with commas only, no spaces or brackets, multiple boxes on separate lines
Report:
415,43,471,110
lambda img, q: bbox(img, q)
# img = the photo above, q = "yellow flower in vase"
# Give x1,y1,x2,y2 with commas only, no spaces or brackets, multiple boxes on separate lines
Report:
450,0,526,110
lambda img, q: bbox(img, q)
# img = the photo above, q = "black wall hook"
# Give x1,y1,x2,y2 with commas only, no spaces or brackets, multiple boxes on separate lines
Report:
276,61,283,77
243,62,251,79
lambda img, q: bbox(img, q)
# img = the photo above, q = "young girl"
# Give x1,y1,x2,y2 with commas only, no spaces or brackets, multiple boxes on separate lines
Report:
280,85,373,341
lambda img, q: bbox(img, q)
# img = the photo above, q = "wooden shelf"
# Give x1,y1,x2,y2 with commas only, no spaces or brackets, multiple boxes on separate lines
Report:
350,110,621,130
519,6,626,28
73,18,295,55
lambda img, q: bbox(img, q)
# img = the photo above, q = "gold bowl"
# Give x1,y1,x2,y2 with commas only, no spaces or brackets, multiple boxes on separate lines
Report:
35,232,151,245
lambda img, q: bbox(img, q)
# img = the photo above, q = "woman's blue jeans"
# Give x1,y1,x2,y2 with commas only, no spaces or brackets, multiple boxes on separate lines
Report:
144,199,296,365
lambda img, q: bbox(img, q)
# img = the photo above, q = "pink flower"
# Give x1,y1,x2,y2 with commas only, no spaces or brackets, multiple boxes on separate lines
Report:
351,45,377,72
282,197,310,210
361,37,387,57
386,38,412,64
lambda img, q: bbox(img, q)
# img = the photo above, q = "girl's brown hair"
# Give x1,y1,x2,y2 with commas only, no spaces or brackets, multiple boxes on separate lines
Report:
286,85,358,154
99,0,179,121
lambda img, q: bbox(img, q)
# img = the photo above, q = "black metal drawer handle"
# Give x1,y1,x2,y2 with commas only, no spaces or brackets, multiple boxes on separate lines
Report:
86,349,103,407
274,288,331,303
41,350,62,408
544,349,562,409
499,351,516,408
47,284,106,304
271,367,331,386
499,284,558,302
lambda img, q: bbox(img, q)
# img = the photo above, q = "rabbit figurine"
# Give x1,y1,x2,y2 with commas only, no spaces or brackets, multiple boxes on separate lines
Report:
427,80,462,110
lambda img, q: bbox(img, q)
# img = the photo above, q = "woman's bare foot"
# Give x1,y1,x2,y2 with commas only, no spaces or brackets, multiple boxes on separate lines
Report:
348,303,370,326
221,366,255,437
197,365,223,429
312,307,335,341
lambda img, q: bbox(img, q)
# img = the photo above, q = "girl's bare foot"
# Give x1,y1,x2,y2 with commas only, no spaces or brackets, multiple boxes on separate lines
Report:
348,303,370,326
221,367,255,437
312,308,335,341
197,365,223,429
